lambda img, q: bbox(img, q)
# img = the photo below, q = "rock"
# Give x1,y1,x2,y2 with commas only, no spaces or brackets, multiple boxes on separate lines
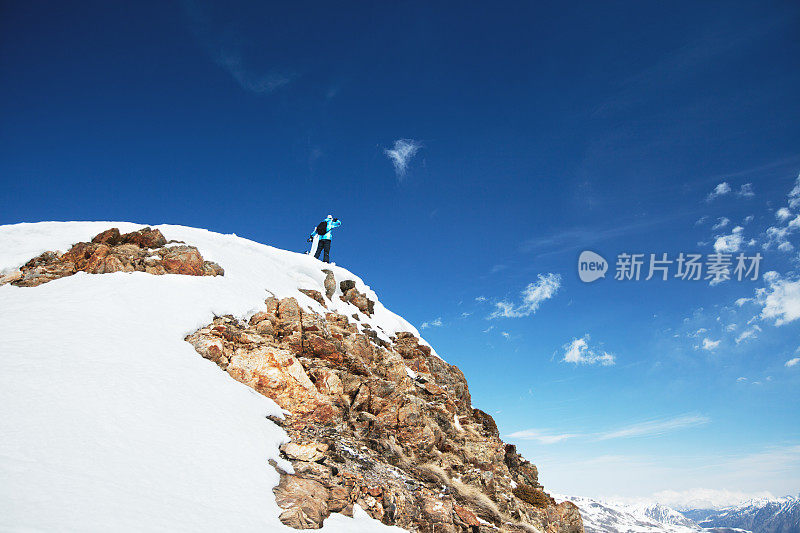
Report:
183,286,583,533
321,269,336,299
339,279,356,293
202,261,224,276
0,269,22,286
547,501,584,533
159,245,204,275
273,475,331,529
11,228,224,287
120,227,167,248
299,289,326,307
281,442,328,463
454,505,481,527
91,228,122,245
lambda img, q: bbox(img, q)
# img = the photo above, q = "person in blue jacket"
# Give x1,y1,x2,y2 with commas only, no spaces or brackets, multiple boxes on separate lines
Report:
314,215,341,263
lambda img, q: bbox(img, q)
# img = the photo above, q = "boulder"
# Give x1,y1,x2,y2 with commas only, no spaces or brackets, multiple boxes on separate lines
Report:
321,269,336,299
120,227,167,248
273,475,331,529
91,228,122,246
159,245,204,275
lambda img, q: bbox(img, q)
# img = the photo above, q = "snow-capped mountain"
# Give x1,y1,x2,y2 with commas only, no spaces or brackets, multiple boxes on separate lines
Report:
556,495,704,533
684,496,799,533
0,221,584,533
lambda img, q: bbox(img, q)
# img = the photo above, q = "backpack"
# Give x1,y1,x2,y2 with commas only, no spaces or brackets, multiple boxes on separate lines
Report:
315,220,328,236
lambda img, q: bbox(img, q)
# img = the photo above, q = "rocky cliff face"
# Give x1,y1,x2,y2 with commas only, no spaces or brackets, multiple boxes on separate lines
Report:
186,269,584,533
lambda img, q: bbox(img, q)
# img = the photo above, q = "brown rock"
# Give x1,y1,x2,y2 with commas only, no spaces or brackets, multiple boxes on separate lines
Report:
120,227,167,248
281,442,328,462
159,245,204,275
273,475,331,529
91,228,122,245
299,289,326,307
454,505,481,527
202,261,224,276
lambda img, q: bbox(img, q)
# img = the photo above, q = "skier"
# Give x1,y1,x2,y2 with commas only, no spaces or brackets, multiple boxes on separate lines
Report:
308,215,341,263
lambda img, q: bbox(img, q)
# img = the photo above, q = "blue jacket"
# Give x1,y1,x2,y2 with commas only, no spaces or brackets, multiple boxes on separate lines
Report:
319,217,341,240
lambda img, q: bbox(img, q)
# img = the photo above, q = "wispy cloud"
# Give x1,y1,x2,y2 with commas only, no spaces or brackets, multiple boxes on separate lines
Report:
214,50,292,94
597,414,710,440
384,139,421,181
786,357,800,367
506,414,709,445
489,273,561,319
505,429,580,444
561,334,615,366
181,0,293,95
737,183,755,198
712,217,730,230
420,317,442,329
706,182,732,202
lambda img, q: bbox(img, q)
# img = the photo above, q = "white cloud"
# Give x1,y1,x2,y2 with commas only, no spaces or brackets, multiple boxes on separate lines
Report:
735,297,752,306
489,273,561,319
778,241,795,252
786,357,800,367
505,429,579,444
712,217,730,230
713,226,744,253
649,488,774,510
707,182,732,201
757,274,800,325
789,215,800,230
735,325,760,344
384,139,421,180
597,414,710,440
790,173,800,209
776,207,793,221
737,376,748,383
561,335,616,366
737,183,755,198
475,296,487,302
695,215,709,225
701,338,721,350
420,317,442,329
501,331,510,339
743,215,754,224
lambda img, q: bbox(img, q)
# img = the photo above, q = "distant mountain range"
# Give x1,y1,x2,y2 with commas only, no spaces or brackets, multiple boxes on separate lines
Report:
685,496,799,533
556,494,799,533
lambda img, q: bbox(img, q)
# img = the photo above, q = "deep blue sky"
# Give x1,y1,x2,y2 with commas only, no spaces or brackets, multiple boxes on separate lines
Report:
2,1,799,501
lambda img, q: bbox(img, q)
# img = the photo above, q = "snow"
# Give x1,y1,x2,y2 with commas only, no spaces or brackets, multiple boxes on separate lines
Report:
554,495,702,533
0,221,414,532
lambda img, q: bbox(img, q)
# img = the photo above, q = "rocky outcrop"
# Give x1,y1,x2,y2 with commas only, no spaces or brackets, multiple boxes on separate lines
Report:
6,227,224,287
185,271,583,533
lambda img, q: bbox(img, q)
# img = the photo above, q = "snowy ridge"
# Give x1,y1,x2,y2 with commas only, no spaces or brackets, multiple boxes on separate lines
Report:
686,495,800,533
0,221,418,532
554,495,704,533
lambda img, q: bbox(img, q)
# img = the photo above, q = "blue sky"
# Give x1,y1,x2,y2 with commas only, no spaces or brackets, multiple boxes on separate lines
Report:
1,1,799,503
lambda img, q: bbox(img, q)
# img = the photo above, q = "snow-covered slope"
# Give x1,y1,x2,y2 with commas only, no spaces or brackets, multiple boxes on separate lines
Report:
686,496,800,533
0,221,416,532
555,495,704,533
